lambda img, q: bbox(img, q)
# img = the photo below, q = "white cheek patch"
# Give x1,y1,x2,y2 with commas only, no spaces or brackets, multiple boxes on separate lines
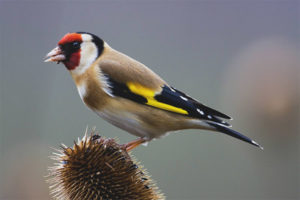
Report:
71,34,98,75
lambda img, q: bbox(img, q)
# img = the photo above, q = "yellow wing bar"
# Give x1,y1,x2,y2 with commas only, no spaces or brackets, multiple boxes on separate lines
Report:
127,82,188,115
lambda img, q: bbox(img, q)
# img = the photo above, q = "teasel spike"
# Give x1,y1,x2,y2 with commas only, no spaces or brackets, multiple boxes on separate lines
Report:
47,129,165,200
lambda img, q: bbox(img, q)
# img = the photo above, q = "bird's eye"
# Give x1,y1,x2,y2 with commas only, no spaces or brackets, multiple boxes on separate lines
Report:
72,42,80,49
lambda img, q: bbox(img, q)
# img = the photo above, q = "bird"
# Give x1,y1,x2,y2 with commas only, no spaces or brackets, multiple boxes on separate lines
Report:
45,32,263,151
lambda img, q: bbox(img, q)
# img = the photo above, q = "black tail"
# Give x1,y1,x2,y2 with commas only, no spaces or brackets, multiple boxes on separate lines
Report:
206,122,263,149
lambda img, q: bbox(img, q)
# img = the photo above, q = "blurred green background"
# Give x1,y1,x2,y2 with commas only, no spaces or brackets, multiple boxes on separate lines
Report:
0,1,299,199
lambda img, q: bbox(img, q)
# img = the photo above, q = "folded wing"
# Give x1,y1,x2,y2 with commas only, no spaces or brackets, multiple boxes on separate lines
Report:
103,73,231,126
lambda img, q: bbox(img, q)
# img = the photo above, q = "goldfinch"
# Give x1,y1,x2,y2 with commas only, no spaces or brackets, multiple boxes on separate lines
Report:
45,32,263,150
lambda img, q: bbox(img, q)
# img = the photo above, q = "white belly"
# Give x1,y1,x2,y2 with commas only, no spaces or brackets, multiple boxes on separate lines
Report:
95,109,152,139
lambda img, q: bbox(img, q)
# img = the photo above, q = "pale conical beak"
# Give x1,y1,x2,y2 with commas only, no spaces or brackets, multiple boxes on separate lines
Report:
44,46,66,63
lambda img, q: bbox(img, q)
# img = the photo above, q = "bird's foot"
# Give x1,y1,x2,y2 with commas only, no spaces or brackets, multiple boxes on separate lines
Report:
122,138,146,152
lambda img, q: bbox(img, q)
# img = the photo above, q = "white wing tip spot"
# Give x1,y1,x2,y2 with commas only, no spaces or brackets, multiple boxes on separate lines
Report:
180,96,188,101
170,87,176,92
197,109,205,115
207,115,212,119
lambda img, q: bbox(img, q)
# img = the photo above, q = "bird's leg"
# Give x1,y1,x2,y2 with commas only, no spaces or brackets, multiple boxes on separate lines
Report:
122,138,146,152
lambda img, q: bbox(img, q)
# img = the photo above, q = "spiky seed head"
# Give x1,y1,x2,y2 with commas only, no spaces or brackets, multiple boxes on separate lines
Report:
47,131,165,200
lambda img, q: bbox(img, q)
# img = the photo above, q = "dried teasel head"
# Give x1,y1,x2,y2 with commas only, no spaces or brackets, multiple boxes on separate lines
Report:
47,130,165,200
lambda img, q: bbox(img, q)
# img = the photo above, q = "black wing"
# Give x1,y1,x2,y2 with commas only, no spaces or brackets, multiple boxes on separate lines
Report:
155,86,232,126
105,73,231,126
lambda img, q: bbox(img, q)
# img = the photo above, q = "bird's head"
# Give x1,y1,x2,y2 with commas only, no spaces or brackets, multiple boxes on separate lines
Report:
45,32,104,72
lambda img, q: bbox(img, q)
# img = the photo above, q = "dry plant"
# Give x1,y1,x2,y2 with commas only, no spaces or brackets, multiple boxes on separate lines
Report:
47,129,165,200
